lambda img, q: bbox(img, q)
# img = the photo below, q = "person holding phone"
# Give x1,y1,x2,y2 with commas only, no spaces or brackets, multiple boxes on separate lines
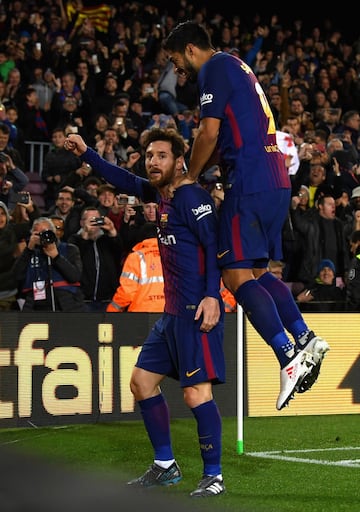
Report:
0,150,29,211
67,206,123,311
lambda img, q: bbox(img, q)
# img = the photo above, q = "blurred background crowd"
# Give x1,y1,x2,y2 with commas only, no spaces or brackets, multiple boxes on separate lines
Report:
1,0,360,313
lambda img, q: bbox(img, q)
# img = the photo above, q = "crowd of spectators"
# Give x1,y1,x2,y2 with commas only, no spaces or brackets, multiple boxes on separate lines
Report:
1,1,360,311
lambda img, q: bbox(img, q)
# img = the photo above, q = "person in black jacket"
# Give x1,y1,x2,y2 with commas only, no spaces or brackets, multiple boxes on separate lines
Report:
13,216,85,311
346,230,360,311
296,258,346,312
42,127,82,209
68,206,123,311
0,200,19,310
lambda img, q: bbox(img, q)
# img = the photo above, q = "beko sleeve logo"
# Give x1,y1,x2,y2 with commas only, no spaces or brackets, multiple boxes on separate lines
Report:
191,203,212,220
200,92,213,106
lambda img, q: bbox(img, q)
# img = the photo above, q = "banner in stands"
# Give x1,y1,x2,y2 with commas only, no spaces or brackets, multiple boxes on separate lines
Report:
0,313,237,427
0,312,359,427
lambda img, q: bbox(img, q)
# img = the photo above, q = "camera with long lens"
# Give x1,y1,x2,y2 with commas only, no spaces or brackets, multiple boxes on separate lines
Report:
39,230,57,246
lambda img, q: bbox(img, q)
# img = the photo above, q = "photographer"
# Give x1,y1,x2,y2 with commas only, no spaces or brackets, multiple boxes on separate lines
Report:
13,217,85,311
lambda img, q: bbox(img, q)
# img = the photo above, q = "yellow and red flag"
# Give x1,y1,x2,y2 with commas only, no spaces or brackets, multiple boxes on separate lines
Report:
66,2,112,33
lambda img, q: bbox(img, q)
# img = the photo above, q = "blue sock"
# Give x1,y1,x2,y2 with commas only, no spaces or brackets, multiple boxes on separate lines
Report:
258,272,309,345
138,394,174,461
191,400,222,476
234,279,295,367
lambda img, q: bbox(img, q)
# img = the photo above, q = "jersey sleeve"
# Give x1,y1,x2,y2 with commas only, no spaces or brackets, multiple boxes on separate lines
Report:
81,147,157,203
178,185,221,299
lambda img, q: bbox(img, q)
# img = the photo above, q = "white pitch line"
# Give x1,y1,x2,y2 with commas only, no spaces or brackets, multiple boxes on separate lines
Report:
247,447,360,467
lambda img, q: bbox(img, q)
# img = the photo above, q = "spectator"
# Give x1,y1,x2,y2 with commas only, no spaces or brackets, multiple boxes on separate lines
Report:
10,191,41,257
342,186,360,250
0,101,17,148
0,120,25,169
0,150,29,211
30,66,56,112
60,160,95,191
296,258,345,311
120,199,157,255
82,176,103,197
50,71,84,120
5,105,25,158
292,151,328,207
17,86,50,143
291,193,347,286
49,214,65,241
68,206,123,312
106,222,165,312
334,109,360,147
345,230,360,311
44,188,82,241
109,96,144,142
95,183,125,232
50,93,89,138
92,72,119,118
42,127,82,209
5,67,24,107
13,216,85,312
268,260,285,280
87,112,111,148
156,50,188,116
283,185,310,282
136,79,162,120
0,200,19,310
95,126,130,166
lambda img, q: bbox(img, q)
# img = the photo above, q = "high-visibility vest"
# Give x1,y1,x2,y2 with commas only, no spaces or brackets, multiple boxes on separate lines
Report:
106,237,165,312
220,279,237,313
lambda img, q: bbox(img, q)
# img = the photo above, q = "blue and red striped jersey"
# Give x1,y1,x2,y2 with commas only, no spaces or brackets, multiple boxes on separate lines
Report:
198,52,291,193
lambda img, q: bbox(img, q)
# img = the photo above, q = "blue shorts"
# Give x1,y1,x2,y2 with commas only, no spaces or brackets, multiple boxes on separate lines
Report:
217,188,291,269
136,312,225,387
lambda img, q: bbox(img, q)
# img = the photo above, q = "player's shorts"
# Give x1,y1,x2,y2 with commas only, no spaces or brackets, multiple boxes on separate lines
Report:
135,311,225,387
216,188,291,269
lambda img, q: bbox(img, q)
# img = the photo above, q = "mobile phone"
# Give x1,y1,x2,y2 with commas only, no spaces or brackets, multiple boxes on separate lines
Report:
117,195,128,205
14,192,30,204
127,196,136,205
91,216,105,226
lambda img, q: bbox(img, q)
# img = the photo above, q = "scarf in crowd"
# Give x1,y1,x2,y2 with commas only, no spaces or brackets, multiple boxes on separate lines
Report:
35,109,49,138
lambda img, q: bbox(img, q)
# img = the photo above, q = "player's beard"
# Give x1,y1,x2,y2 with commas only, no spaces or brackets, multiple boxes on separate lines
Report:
182,58,198,83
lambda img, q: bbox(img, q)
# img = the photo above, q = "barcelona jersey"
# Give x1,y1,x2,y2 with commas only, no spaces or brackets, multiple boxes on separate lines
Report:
81,148,222,316
198,52,291,194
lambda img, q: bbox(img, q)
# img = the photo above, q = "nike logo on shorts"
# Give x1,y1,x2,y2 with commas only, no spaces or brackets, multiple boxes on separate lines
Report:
217,249,230,259
186,368,201,378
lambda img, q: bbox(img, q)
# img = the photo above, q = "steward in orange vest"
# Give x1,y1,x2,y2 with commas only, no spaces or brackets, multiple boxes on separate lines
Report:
106,223,165,312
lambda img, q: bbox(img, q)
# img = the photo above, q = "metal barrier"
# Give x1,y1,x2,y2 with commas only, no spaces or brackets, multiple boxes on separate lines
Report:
24,140,52,176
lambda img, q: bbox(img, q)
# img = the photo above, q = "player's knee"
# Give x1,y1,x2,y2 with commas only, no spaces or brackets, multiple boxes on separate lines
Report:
183,384,212,409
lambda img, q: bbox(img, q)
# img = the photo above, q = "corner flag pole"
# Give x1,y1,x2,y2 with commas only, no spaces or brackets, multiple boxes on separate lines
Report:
237,304,244,454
